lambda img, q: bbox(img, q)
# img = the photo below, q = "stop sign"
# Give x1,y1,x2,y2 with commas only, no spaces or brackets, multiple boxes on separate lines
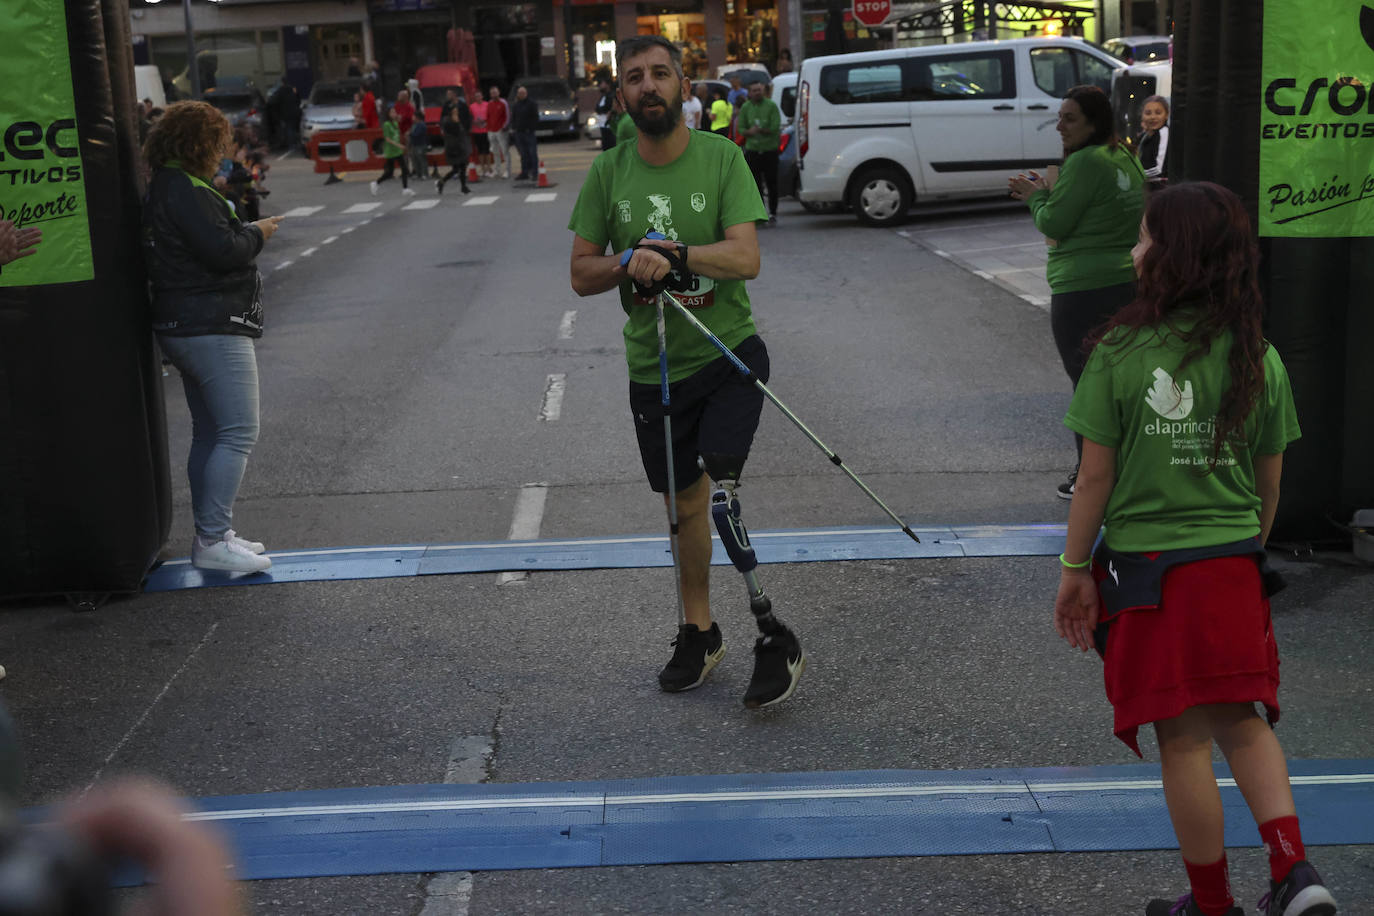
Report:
852,0,890,27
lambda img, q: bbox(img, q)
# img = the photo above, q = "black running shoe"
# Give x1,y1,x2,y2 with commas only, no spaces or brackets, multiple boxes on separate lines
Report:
743,627,805,709
1146,893,1243,916
658,623,724,692
1259,861,1337,916
1057,470,1077,500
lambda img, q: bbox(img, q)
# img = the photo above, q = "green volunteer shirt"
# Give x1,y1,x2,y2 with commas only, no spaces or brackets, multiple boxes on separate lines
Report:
568,129,767,384
615,111,637,145
737,97,780,152
382,120,403,158
1027,143,1144,294
1064,315,1301,552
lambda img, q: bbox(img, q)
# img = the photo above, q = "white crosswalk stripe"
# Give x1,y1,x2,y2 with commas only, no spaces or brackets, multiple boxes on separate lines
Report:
525,193,557,203
463,196,500,207
402,199,441,210
281,206,325,218
342,202,382,213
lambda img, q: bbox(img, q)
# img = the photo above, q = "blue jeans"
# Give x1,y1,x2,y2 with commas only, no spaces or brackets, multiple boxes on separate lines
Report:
158,333,260,539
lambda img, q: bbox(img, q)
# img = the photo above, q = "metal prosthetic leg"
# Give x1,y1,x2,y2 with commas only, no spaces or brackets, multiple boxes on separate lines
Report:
704,459,784,636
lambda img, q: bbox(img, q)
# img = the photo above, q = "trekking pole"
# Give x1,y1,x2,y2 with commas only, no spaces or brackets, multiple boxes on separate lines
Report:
624,236,921,544
621,246,689,624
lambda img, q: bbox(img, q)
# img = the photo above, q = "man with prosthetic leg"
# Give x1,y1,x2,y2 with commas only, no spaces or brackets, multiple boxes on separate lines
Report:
568,35,806,708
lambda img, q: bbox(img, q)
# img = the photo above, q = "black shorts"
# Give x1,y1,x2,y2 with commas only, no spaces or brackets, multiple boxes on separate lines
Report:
472,133,491,154
629,335,769,493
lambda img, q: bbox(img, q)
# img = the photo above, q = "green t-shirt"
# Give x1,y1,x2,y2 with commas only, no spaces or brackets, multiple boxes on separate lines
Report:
568,130,767,384
382,120,403,158
1027,144,1144,294
710,99,731,132
615,111,637,145
737,98,780,152
1064,317,1301,551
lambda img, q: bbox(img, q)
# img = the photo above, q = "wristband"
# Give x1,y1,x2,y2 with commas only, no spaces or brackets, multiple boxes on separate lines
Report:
1059,553,1091,570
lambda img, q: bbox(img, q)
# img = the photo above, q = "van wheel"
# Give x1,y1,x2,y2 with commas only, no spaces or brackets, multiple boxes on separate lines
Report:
850,167,911,227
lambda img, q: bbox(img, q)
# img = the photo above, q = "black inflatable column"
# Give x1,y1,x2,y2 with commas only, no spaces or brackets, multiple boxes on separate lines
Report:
1173,1,1374,542
0,0,171,600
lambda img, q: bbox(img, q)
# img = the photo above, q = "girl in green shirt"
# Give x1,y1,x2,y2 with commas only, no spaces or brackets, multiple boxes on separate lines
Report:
370,104,414,196
1053,183,1332,916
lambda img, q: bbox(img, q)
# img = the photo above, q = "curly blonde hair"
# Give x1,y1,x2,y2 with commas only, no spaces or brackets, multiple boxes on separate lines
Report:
143,100,231,179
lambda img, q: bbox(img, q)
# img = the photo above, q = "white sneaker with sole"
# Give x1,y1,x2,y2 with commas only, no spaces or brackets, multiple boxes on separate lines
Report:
370,180,379,196
226,529,265,554
192,537,272,573
402,187,417,196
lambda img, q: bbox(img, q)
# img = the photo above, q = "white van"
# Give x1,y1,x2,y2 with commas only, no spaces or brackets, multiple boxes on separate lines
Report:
134,64,167,108
796,37,1126,226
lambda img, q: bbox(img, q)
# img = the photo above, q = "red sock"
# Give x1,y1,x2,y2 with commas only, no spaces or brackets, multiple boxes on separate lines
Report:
1183,855,1234,915
1258,815,1306,883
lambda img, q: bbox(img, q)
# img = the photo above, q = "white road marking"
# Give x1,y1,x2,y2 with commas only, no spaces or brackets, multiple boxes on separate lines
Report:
525,192,557,203
539,373,566,422
496,483,549,586
418,736,493,915
972,269,992,280
86,624,219,794
932,249,950,258
403,198,441,210
557,310,577,340
275,260,293,271
281,206,324,218
321,236,338,245
183,770,1374,821
274,149,294,162
299,247,317,258
343,202,382,213
463,196,499,206
341,227,354,234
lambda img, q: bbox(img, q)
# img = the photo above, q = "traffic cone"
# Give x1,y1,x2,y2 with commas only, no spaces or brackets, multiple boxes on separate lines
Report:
537,159,551,188
467,157,480,183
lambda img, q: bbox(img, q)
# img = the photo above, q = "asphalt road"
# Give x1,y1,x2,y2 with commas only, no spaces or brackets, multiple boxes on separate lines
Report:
2,139,1371,915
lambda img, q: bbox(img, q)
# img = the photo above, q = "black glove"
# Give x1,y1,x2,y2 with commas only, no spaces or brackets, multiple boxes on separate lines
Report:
627,241,692,298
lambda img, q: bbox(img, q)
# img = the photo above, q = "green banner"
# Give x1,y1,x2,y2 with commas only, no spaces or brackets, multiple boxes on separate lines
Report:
0,0,93,286
1259,0,1374,237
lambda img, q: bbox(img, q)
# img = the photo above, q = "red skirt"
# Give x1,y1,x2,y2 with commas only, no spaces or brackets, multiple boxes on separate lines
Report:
1095,555,1281,756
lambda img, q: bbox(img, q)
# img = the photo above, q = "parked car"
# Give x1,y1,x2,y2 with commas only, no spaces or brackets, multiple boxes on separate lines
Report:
718,67,771,91
772,71,798,128
511,77,580,138
716,62,770,79
796,37,1124,226
202,81,266,138
1102,35,1171,65
300,78,363,148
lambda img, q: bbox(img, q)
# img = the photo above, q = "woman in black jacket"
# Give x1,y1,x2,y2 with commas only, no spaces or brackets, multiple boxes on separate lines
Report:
435,90,472,194
143,101,282,573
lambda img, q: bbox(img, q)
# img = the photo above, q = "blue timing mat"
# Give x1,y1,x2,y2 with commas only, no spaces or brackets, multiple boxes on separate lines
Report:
60,760,1374,883
143,524,1068,592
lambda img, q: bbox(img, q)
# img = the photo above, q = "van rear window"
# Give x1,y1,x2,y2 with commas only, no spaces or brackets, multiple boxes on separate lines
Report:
819,51,1014,105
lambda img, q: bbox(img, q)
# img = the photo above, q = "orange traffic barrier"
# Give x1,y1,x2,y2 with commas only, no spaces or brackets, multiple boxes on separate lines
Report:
307,126,447,183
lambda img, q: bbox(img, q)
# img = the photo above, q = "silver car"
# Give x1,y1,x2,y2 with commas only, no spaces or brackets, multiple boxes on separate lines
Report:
300,78,364,148
511,77,579,139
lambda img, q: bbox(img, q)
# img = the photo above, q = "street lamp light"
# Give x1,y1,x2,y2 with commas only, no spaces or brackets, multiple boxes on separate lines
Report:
143,0,223,98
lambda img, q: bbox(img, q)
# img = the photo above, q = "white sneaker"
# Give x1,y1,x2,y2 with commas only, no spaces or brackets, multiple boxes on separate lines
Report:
226,529,266,554
502,169,510,179
192,537,272,573
402,187,417,196
370,180,379,196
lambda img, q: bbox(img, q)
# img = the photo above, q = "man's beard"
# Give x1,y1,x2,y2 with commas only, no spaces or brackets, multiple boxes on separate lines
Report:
629,85,682,137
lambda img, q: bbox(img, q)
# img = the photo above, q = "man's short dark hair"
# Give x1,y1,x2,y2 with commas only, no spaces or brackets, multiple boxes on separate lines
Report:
615,36,684,84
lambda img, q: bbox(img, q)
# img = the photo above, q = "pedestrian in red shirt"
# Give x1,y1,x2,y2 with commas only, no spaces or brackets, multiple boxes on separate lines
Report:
360,84,379,129
486,85,511,179
393,89,415,136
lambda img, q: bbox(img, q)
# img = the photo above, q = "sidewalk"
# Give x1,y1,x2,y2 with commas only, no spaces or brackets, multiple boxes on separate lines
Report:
895,205,1053,309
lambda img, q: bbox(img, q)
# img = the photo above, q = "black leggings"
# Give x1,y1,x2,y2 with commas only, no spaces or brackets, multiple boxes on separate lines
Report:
438,165,468,189
1050,280,1136,461
376,156,409,188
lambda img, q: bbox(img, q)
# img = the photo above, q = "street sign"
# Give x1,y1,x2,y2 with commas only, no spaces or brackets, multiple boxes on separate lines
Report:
852,0,890,27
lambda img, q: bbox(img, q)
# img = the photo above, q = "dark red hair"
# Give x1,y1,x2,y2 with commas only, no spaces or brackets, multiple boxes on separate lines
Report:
1094,181,1267,468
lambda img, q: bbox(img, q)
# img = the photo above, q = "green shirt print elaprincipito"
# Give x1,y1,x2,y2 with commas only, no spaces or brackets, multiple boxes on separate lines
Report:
1064,316,1301,552
568,129,767,384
